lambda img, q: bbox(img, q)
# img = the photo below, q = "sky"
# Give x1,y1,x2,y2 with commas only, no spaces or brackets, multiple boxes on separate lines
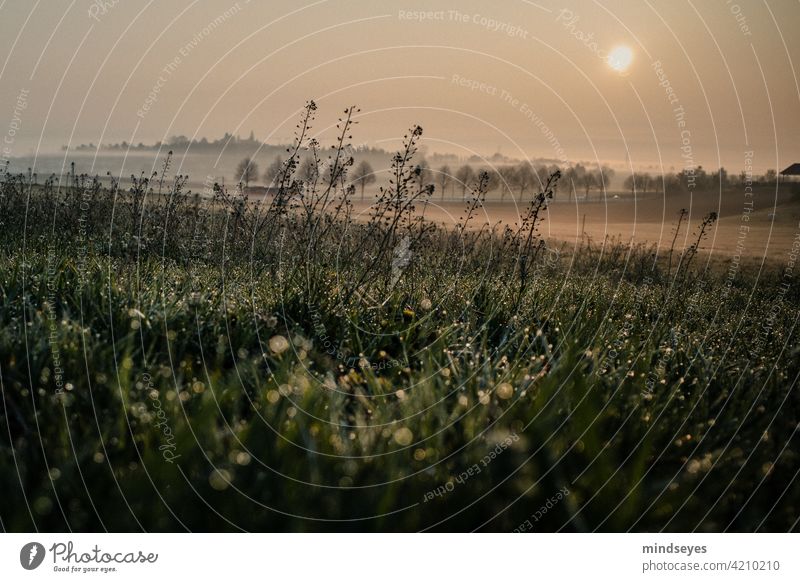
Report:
1,0,798,173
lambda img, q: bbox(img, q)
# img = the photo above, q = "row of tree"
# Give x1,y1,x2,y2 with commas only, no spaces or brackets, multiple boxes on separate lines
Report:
235,156,785,201
235,156,614,201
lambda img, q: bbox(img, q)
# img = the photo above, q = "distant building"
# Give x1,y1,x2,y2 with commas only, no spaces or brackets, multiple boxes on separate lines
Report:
779,163,800,177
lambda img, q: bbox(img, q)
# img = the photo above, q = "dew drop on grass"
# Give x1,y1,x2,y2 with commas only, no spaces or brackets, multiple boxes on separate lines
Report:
393,427,413,446
209,469,232,491
495,383,514,400
269,335,290,355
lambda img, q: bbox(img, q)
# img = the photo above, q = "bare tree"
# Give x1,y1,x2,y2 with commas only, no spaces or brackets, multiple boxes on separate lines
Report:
437,165,452,199
236,157,259,190
641,172,653,194
497,165,517,201
263,155,283,187
627,171,654,195
580,169,596,199
483,168,501,195
515,164,534,200
352,159,376,199
598,165,615,200
415,159,432,186
298,157,318,184
455,164,475,200
711,167,728,189
738,170,748,186
623,173,637,197
564,165,579,202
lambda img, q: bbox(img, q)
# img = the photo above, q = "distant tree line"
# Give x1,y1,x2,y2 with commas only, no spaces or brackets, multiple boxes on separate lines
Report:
73,131,270,152
235,153,786,201
71,132,391,156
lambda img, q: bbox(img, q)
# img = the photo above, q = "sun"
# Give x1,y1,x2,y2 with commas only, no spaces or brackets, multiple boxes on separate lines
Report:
607,45,634,72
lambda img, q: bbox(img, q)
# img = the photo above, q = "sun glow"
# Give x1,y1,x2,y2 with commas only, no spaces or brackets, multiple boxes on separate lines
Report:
607,45,634,72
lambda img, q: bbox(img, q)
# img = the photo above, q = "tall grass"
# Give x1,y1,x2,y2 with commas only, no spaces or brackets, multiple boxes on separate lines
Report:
0,104,798,532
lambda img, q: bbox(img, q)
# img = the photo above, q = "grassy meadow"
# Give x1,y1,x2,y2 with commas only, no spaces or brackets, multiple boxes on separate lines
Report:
1,105,799,532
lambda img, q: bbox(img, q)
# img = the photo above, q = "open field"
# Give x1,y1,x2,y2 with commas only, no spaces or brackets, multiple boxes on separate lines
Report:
344,187,800,261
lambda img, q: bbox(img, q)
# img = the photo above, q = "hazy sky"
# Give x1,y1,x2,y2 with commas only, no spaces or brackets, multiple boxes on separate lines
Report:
1,0,798,173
